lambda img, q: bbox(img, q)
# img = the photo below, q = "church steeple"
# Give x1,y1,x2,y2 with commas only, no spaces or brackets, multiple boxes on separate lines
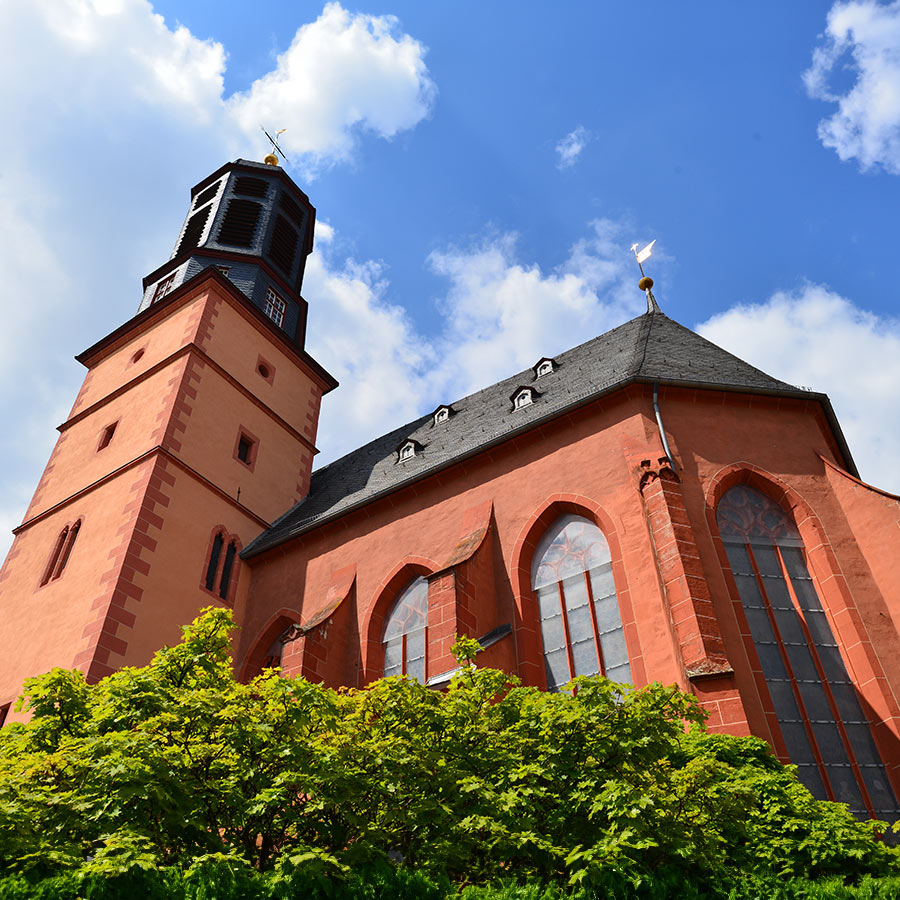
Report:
138,159,317,348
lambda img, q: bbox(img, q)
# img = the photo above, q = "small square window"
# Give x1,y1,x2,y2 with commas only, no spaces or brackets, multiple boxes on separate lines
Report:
237,435,253,464
264,287,286,327
97,421,118,451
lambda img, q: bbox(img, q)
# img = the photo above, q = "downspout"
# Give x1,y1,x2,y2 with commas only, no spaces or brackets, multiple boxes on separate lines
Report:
653,382,676,471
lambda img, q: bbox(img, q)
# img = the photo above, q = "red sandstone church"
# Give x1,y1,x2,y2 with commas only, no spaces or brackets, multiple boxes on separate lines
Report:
1,158,899,823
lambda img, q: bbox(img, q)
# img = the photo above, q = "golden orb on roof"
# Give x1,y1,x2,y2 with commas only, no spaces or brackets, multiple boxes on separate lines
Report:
639,276,654,291
263,152,279,166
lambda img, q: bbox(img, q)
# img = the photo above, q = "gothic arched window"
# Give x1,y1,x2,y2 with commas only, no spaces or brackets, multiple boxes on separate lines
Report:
383,576,428,683
718,484,898,821
203,530,239,605
532,514,631,691
40,520,81,587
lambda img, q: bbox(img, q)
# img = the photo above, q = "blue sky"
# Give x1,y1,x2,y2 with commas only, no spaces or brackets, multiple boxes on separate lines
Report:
1,0,899,558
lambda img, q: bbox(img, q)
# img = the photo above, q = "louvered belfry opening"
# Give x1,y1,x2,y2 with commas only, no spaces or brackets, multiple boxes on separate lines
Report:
269,214,299,275
234,176,268,198
192,181,220,209
218,199,262,248
176,204,212,257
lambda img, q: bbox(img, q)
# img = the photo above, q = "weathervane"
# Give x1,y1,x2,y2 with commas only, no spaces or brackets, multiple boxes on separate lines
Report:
261,127,288,166
630,239,661,313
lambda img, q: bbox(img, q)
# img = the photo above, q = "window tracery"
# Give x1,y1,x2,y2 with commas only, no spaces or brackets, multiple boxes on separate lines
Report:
382,575,428,683
717,484,897,821
531,514,631,690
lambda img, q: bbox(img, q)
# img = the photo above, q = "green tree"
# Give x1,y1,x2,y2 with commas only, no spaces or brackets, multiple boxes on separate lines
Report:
0,608,895,896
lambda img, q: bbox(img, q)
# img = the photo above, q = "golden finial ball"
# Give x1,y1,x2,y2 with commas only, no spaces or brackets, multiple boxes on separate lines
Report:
639,276,654,291
263,152,279,166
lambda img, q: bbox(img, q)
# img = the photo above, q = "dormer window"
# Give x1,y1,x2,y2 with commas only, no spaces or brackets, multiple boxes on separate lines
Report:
432,405,452,425
535,358,556,378
514,388,534,409
398,440,422,462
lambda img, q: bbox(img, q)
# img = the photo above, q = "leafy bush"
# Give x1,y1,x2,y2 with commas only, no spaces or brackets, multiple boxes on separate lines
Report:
0,608,896,898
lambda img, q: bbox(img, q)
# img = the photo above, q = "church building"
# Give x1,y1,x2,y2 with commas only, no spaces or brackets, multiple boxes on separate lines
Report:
1,158,899,824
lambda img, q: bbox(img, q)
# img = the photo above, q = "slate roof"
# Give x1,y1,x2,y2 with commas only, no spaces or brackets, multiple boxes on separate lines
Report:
242,309,849,558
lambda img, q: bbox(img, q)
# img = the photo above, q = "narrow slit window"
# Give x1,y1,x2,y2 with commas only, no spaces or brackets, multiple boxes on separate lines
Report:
205,533,224,591
50,522,81,581
203,531,239,603
0,703,9,727
219,542,237,599
97,421,118,451
40,526,68,586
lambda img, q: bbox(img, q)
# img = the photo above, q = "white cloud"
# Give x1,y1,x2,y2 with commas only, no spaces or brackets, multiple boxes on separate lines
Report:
804,1,900,173
0,0,436,559
228,3,436,171
555,125,590,169
698,285,900,492
305,219,645,463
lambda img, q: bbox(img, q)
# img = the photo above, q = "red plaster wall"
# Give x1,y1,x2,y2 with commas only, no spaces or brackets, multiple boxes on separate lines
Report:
238,381,900,793
0,275,328,714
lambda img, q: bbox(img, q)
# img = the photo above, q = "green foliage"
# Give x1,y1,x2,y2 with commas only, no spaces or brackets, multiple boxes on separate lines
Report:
0,608,897,900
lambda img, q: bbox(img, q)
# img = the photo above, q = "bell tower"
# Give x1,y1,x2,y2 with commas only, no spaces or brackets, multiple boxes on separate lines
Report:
0,159,337,720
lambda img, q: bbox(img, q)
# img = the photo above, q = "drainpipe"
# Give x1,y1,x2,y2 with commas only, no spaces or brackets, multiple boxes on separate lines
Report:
653,382,676,471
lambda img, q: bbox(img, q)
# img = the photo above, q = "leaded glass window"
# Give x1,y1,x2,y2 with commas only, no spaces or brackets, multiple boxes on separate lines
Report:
383,576,428,683
531,514,631,691
718,484,898,821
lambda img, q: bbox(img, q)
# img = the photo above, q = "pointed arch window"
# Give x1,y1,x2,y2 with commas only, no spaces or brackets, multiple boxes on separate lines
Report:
383,576,428,683
717,484,898,821
39,520,81,587
203,530,240,604
532,514,631,691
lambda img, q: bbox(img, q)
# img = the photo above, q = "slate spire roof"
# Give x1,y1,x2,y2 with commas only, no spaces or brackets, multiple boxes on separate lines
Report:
242,309,852,558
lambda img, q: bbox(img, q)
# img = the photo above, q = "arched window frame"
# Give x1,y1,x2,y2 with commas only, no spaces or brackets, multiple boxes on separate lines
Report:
512,499,641,693
381,575,429,683
201,527,242,607
712,477,899,822
38,519,82,588
529,513,632,691
362,558,437,685
237,610,299,683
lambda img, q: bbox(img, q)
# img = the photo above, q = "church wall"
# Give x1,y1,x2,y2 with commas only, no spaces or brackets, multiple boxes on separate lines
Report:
68,289,212,419
23,362,189,520
0,471,143,720
107,465,259,671
823,460,900,684
239,379,900,791
660,388,900,790
197,294,325,443
238,388,689,692
171,355,315,522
